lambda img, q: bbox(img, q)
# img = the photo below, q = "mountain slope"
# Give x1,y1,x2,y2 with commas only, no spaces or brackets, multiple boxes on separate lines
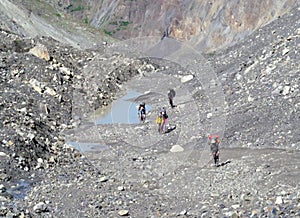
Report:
0,0,111,49
53,0,298,51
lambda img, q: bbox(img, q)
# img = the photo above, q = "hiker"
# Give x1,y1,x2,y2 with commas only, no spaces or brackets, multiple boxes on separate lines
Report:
138,102,146,122
155,112,164,133
161,107,168,133
167,89,176,108
161,28,169,40
208,134,221,166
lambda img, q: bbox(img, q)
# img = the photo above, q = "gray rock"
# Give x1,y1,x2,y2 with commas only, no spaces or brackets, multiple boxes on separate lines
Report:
33,202,47,213
170,145,184,153
0,184,6,193
275,196,283,204
99,176,108,182
118,209,129,216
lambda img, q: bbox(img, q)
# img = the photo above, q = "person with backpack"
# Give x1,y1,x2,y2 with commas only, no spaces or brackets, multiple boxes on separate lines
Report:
155,112,164,133
161,107,168,133
208,134,221,166
138,102,146,122
167,89,176,108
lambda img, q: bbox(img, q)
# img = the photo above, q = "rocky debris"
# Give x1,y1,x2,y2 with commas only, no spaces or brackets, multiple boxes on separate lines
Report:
0,27,158,216
207,6,300,149
0,2,299,218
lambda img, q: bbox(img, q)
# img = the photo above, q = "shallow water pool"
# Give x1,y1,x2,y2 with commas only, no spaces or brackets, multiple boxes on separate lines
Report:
95,90,151,124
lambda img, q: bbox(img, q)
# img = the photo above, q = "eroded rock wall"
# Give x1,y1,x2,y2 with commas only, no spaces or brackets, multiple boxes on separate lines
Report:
55,0,299,51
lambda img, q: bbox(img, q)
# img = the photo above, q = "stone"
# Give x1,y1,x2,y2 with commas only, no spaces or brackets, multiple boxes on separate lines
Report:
99,176,108,182
282,86,290,95
33,202,47,213
118,209,129,216
179,209,187,215
29,43,50,61
224,211,235,217
181,75,193,83
170,145,184,153
0,196,7,202
248,95,254,102
282,48,289,55
272,85,283,96
0,184,6,192
44,87,57,96
59,67,73,76
232,204,240,209
236,73,242,80
207,113,213,118
275,196,283,204
0,152,8,157
29,79,43,94
117,186,125,191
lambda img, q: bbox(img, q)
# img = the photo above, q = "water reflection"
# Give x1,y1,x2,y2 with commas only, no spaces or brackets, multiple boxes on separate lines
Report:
95,90,151,124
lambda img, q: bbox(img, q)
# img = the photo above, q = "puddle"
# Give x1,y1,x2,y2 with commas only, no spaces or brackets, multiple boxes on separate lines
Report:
67,141,109,153
6,180,31,199
67,91,151,153
95,90,151,124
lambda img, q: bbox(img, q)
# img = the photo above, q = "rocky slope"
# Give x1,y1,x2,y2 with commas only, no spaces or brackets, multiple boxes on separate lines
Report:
51,0,298,51
0,1,299,218
0,0,112,49
208,6,300,149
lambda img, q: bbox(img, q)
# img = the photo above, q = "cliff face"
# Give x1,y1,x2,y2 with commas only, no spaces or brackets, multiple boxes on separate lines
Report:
56,0,298,51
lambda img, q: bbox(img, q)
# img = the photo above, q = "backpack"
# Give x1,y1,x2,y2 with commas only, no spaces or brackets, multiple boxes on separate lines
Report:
156,115,163,124
209,134,220,144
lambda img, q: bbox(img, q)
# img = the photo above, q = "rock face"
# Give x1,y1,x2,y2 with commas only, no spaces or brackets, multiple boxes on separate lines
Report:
52,0,298,51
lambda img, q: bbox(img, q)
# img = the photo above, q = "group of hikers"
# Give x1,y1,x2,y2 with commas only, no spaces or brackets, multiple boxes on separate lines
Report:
155,107,169,134
137,102,169,133
137,89,221,166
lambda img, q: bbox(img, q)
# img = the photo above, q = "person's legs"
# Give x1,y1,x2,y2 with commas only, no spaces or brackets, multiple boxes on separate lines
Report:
141,114,145,122
169,97,175,108
213,151,219,165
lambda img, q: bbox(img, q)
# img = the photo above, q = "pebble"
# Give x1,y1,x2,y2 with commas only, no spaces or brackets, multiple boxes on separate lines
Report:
118,209,129,216
170,145,184,152
181,75,193,83
99,176,108,182
0,152,8,157
275,196,283,204
118,186,125,191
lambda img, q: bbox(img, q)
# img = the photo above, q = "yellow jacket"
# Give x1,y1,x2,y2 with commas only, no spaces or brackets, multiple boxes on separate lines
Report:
156,116,164,124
